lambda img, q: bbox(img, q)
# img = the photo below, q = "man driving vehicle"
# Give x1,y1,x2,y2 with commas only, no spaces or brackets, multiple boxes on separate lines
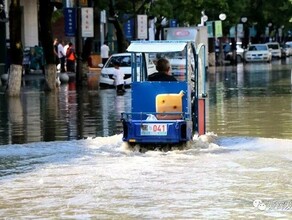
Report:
147,58,177,81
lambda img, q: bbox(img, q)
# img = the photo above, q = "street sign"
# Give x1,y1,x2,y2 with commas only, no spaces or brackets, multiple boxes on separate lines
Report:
123,14,134,39
237,24,244,38
206,21,214,38
214,20,222,37
81,7,94,37
64,8,76,37
137,15,148,39
229,26,235,38
169,19,177,27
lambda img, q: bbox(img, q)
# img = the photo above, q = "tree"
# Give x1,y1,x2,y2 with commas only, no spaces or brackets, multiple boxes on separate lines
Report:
6,0,22,96
39,0,59,91
93,0,153,52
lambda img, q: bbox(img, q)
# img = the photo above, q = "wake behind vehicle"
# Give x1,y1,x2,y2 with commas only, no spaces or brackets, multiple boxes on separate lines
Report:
121,40,207,149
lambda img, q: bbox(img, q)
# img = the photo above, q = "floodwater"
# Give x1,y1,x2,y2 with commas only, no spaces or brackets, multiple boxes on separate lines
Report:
0,58,292,219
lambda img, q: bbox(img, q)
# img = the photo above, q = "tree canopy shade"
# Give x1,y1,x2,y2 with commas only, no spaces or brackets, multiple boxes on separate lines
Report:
93,0,292,47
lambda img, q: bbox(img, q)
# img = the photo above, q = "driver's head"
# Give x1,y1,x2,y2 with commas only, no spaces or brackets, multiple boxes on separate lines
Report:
156,58,171,74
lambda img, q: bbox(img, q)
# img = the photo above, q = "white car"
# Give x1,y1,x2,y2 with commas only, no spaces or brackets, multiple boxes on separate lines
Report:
266,42,281,59
244,44,272,63
99,53,156,87
224,42,245,62
283,41,292,57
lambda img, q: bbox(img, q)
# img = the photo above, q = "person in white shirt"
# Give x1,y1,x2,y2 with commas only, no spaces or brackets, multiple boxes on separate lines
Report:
63,41,70,71
112,61,125,94
100,41,110,65
57,40,66,72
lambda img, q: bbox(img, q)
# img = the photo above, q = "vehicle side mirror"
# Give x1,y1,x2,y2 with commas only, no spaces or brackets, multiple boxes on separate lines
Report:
98,63,104,68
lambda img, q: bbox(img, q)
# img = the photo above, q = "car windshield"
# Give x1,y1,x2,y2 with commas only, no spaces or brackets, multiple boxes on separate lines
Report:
267,44,279,49
106,55,141,68
249,45,267,51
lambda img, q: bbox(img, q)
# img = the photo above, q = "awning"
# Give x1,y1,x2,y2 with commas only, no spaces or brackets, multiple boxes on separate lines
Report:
127,41,188,53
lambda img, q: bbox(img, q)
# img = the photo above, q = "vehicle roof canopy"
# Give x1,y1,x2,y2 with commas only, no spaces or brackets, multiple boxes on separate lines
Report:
127,40,189,53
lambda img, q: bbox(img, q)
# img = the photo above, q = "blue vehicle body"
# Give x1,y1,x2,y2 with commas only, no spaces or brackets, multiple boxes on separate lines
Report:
121,40,207,147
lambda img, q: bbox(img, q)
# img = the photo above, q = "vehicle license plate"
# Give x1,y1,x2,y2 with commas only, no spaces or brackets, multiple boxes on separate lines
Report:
140,124,168,136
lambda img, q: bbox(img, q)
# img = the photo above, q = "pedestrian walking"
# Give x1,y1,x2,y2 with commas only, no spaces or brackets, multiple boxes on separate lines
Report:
112,61,125,95
100,41,110,65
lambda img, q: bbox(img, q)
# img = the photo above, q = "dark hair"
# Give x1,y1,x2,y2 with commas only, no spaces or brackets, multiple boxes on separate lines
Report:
156,58,170,72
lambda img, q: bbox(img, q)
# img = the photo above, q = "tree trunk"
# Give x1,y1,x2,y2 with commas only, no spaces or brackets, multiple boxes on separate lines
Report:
7,64,22,96
44,64,57,91
109,0,127,53
155,17,163,40
113,20,128,53
6,0,22,96
39,0,57,91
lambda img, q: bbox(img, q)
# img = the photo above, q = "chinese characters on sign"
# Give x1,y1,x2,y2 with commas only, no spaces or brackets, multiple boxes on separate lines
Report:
123,14,134,39
81,7,94,37
137,15,148,39
64,8,76,37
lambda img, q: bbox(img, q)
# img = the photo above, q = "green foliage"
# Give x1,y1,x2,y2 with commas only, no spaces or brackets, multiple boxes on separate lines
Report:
51,10,63,23
148,0,292,38
93,0,292,47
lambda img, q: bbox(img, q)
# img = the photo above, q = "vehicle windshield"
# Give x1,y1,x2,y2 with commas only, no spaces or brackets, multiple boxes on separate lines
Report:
267,44,279,49
249,45,267,51
147,48,193,81
106,55,141,68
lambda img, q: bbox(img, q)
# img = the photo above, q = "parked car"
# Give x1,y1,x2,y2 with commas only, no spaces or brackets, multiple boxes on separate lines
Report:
282,41,292,57
244,44,272,63
99,53,156,87
266,42,281,59
224,42,244,63
281,44,288,57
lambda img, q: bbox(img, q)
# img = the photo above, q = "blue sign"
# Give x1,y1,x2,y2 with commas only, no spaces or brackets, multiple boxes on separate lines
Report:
169,19,177,27
206,21,214,38
249,26,257,37
64,8,76,37
123,15,134,39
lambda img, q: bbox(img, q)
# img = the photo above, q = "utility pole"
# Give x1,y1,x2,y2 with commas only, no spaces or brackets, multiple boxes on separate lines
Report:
75,0,83,85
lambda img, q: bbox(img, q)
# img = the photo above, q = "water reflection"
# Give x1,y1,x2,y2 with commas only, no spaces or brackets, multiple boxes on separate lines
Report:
207,58,292,139
0,78,131,145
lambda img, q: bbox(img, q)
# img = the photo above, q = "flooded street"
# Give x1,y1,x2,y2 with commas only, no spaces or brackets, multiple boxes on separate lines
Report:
0,58,292,219
207,59,292,139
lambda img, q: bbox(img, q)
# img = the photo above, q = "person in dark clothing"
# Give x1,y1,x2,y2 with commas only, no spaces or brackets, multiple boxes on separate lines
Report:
53,38,59,66
66,42,76,72
231,38,237,65
147,58,177,81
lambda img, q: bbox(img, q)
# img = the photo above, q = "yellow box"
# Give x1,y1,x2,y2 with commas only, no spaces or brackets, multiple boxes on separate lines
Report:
155,91,184,120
